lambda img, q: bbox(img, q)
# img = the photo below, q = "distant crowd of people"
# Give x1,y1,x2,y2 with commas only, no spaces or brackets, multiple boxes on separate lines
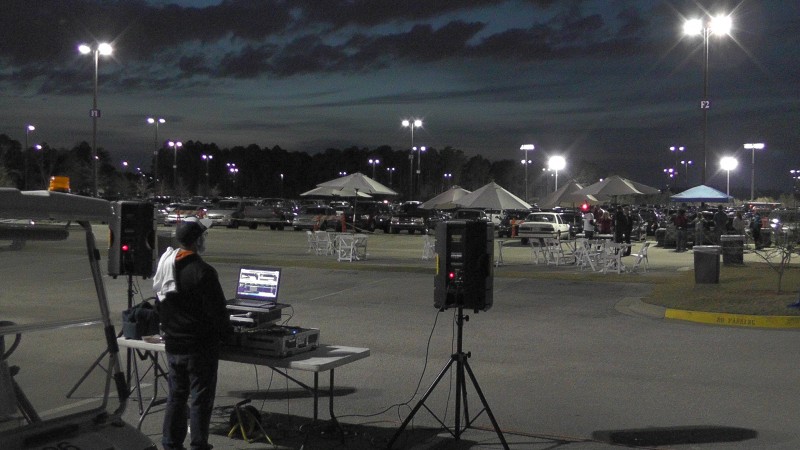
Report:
581,205,635,256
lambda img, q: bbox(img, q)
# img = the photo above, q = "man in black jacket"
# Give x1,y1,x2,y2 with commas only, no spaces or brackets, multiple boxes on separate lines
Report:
157,216,232,450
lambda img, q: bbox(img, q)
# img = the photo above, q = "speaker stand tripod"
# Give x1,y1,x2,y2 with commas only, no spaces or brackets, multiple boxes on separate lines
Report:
388,305,508,449
66,274,139,409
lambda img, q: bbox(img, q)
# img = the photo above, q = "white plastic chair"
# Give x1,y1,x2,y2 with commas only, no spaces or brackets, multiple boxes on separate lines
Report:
314,231,334,255
529,239,547,264
422,234,436,260
305,230,318,253
631,241,651,273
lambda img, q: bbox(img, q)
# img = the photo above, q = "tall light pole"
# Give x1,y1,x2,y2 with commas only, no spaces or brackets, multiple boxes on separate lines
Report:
663,167,677,189
414,146,426,199
386,167,395,187
684,14,732,186
720,156,738,196
669,146,684,173
227,163,239,195
368,158,380,179
744,142,765,200
147,117,165,194
202,154,213,196
402,118,423,198
520,144,534,202
168,141,182,193
78,42,113,197
279,173,284,198
24,124,34,190
680,159,693,186
442,172,452,192
548,155,566,191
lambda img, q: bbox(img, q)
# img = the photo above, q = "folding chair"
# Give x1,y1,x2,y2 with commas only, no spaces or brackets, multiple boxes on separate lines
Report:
631,241,651,273
337,234,356,262
422,234,436,260
305,230,318,253
314,231,334,255
529,239,548,264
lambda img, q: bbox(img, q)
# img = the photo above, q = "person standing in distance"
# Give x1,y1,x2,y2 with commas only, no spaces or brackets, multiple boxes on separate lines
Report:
154,216,233,450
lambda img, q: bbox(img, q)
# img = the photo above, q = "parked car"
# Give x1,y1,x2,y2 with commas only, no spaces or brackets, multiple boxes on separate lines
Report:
767,209,800,245
452,209,490,221
352,201,392,232
205,198,257,228
517,212,571,244
164,203,207,226
292,205,338,231
389,201,429,234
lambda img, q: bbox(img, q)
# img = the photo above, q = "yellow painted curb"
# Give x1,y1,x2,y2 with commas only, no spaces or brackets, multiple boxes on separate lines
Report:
665,309,800,328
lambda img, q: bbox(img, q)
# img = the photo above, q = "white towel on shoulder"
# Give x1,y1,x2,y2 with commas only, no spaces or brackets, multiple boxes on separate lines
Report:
152,247,179,301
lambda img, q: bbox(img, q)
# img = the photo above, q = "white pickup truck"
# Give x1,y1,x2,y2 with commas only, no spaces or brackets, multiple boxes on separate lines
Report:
517,212,572,244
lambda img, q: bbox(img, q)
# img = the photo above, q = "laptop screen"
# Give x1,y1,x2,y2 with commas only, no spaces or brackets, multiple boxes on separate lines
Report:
235,266,281,303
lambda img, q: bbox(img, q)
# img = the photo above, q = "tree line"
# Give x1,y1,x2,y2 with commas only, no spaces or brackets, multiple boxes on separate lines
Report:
0,133,610,202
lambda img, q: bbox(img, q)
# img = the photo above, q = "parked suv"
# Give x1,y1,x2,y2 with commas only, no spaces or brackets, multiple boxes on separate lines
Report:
389,201,429,234
353,201,392,232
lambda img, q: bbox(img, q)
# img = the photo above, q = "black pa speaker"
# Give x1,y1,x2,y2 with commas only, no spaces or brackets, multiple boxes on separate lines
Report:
434,220,494,312
109,201,156,278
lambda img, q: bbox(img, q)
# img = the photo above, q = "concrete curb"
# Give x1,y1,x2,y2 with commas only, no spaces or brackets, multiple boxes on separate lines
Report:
620,298,800,329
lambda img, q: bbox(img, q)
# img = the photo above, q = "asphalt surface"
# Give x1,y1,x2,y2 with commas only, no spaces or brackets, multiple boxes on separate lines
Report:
3,225,800,449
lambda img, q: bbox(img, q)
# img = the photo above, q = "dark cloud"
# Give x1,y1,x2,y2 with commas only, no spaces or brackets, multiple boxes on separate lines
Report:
0,0,654,91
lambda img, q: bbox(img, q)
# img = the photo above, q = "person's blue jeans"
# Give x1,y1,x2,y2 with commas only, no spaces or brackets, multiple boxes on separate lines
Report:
162,349,219,450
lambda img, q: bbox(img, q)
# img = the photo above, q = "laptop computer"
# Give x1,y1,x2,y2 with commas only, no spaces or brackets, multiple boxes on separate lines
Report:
226,265,281,309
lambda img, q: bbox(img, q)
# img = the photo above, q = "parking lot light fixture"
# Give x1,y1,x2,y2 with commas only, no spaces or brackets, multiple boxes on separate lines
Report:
744,143,765,200
720,156,738,196
368,158,380,179
520,144,534,202
386,167,395,187
547,155,566,191
78,42,113,196
147,117,165,193
683,13,733,185
168,141,182,192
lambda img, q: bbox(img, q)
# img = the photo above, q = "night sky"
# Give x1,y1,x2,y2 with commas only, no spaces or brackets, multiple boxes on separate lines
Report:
1,0,798,194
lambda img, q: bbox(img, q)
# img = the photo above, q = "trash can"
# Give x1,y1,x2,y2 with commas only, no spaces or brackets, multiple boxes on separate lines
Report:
720,235,744,265
694,245,721,284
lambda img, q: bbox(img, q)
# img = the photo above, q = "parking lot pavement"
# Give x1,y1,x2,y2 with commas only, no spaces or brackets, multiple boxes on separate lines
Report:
7,226,800,449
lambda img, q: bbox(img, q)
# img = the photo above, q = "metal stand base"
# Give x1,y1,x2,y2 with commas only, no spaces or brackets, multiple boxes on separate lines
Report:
388,306,508,449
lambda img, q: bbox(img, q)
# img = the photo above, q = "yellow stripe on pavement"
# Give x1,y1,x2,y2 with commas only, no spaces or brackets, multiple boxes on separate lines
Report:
665,309,800,328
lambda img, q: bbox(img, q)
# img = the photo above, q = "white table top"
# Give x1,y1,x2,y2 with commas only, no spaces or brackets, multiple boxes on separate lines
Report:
117,337,370,373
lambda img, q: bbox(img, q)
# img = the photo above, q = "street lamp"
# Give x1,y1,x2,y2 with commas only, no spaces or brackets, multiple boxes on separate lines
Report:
33,145,43,188
168,141,182,192
720,156,738,196
147,117,165,193
386,167,395,187
744,142,765,200
338,171,347,177
520,144,534,202
78,42,113,196
442,172,452,192
669,146,685,171
24,124,35,190
547,155,566,191
279,173,284,198
683,14,732,185
227,163,239,195
663,167,677,188
680,160,694,185
402,118,423,197
368,158,380,179
413,146,426,199
202,154,213,196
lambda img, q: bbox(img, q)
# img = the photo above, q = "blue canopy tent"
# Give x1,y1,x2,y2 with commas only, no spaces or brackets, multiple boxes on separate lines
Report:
671,185,733,203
